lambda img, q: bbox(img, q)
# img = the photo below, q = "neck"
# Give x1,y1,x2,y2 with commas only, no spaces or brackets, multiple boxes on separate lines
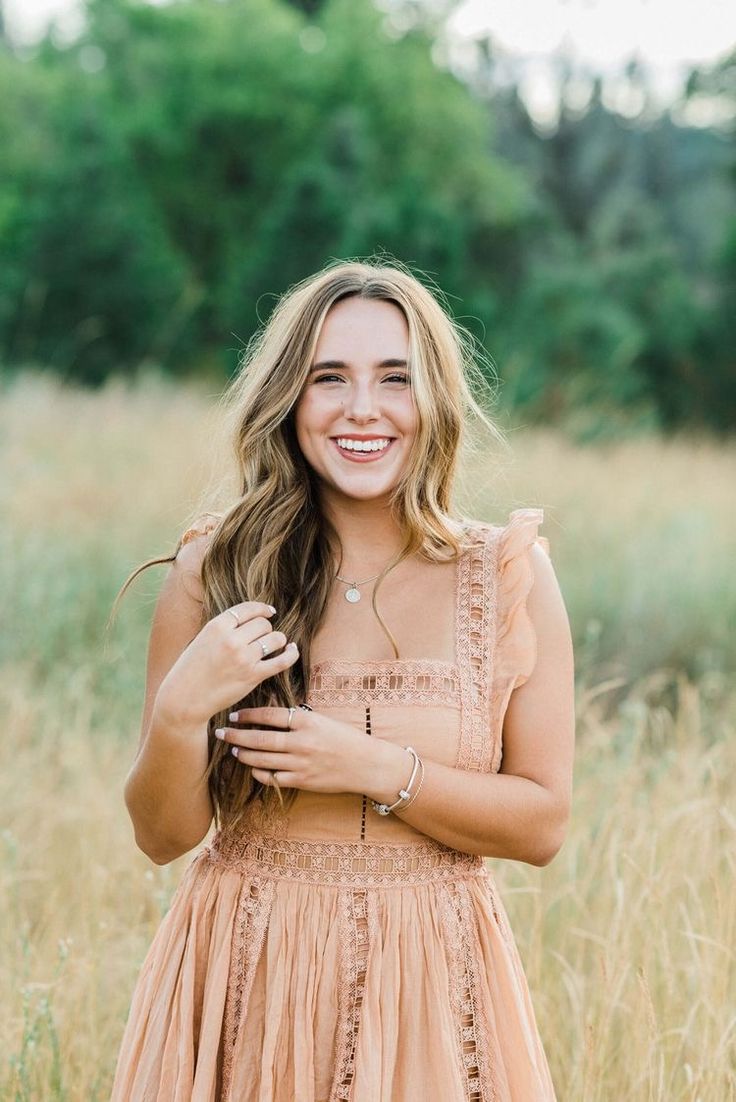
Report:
320,494,407,575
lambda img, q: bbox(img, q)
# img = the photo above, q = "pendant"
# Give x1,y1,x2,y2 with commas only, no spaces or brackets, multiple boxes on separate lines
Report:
345,587,361,603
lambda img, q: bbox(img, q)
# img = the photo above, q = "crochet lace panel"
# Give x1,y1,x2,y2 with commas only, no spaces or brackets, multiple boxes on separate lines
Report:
308,660,461,708
329,888,381,1101
439,879,499,1101
221,876,276,1098
456,526,497,773
206,832,485,888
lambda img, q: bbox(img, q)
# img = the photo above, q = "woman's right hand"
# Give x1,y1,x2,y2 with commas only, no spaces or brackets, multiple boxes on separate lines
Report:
154,602,299,729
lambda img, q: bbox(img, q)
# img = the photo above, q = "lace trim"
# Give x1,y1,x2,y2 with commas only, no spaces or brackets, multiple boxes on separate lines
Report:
179,515,219,546
221,876,275,1097
308,660,461,708
456,526,497,773
329,889,381,1101
440,879,498,1102
205,832,485,887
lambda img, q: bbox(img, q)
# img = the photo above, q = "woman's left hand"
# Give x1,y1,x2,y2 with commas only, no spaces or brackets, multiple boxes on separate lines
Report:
215,706,378,795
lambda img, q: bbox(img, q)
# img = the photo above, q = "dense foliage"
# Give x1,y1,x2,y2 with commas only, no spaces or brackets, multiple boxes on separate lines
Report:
0,0,733,434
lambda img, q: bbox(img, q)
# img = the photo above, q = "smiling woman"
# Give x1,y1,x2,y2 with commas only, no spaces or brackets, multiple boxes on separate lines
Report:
108,256,574,1101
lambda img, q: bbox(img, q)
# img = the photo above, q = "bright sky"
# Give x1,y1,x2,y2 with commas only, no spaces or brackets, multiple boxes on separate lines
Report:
446,0,736,120
449,0,736,67
5,0,735,121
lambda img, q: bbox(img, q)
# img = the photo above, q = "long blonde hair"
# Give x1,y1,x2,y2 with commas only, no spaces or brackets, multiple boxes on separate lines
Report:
111,256,507,834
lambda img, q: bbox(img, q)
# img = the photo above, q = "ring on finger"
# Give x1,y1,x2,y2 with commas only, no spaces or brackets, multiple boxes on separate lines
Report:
286,706,295,731
260,639,270,658
227,609,241,627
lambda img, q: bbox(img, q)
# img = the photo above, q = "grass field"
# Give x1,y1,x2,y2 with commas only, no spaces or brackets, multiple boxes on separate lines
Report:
2,369,735,1100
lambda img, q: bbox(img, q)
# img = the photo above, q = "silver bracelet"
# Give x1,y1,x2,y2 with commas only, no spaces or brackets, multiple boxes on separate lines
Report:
398,756,424,809
369,746,422,816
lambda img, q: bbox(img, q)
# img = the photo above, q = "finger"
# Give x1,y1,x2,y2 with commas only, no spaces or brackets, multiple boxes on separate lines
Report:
249,630,288,658
252,767,297,787
214,726,289,752
231,705,304,729
256,643,300,677
230,703,314,723
229,747,294,769
221,602,276,627
237,618,281,645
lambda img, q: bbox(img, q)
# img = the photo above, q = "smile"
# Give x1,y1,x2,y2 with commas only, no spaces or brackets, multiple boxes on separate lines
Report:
331,437,395,462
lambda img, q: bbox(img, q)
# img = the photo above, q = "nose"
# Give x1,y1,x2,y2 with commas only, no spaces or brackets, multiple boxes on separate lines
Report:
343,379,380,424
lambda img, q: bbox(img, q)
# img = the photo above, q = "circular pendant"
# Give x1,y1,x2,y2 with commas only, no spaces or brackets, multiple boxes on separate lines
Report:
345,587,361,603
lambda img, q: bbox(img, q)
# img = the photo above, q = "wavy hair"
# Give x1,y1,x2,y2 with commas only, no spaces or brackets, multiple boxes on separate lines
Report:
110,256,508,835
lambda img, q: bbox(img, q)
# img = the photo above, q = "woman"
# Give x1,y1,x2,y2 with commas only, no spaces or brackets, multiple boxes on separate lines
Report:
110,258,575,1101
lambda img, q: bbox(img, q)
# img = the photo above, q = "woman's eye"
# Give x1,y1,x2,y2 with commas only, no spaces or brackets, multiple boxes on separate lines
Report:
312,372,410,385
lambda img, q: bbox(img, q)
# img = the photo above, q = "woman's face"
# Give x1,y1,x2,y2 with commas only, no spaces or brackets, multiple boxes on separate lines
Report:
295,296,416,504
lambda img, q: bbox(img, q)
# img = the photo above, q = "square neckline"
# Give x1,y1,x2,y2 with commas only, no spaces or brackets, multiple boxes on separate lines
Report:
309,521,491,677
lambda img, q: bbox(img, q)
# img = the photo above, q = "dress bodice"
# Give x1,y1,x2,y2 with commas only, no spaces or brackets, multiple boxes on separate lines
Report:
180,509,550,848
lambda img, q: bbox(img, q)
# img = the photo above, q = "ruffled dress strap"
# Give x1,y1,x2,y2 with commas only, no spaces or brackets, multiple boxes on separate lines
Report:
178,513,220,550
495,507,550,694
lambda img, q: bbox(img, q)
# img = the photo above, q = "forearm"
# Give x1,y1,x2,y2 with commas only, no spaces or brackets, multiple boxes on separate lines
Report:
364,741,565,865
124,706,214,864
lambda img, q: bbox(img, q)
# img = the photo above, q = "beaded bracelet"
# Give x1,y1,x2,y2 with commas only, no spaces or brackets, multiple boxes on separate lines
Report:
369,746,423,816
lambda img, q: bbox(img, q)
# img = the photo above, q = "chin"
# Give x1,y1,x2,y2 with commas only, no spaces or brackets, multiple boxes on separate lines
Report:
331,480,397,502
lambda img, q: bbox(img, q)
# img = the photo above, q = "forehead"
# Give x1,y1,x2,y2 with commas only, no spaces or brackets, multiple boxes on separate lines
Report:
313,297,409,361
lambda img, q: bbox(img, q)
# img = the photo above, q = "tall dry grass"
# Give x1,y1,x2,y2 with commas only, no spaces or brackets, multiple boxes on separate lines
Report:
1,369,734,1100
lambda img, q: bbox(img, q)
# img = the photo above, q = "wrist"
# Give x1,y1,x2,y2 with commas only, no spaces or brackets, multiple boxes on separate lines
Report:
153,691,208,735
363,740,414,807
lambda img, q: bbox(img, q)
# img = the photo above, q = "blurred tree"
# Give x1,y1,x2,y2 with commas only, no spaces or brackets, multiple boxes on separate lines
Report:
283,0,326,14
0,0,529,384
0,0,733,433
684,49,736,431
477,42,735,433
0,56,188,382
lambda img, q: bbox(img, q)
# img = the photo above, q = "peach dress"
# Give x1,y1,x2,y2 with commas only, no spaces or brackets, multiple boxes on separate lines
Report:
110,508,557,1101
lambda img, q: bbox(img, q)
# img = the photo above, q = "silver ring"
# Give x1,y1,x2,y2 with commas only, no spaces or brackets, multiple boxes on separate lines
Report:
260,639,269,658
286,706,295,730
298,703,312,712
227,609,241,627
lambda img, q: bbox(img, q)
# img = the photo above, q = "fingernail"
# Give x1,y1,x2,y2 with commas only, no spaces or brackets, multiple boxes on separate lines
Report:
228,712,239,722
231,746,239,758
215,728,225,739
268,605,277,614
287,642,298,650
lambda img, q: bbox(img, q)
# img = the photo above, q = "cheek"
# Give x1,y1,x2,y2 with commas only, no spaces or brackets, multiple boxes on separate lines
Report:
396,393,418,435
294,392,329,456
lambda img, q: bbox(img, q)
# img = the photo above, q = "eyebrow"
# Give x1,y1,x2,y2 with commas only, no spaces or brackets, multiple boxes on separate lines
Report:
309,358,408,374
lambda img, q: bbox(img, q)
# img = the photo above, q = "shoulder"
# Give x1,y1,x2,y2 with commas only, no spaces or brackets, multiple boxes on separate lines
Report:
176,513,221,564
169,513,221,606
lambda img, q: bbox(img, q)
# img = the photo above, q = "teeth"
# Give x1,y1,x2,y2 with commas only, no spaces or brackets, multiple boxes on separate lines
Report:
336,438,391,452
